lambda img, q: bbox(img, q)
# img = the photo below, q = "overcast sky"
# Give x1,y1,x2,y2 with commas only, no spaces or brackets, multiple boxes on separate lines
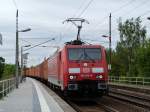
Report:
0,0,150,66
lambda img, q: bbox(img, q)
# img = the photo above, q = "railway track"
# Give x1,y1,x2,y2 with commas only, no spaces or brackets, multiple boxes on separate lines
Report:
107,86,150,111
109,90,150,108
47,83,120,112
64,87,150,112
66,99,119,112
45,80,150,112
36,80,150,112
98,96,148,112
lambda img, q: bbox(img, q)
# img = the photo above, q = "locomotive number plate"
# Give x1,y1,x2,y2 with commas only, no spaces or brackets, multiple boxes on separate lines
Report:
83,68,90,73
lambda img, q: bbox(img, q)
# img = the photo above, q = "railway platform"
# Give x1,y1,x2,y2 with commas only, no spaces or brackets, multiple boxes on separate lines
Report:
0,78,76,112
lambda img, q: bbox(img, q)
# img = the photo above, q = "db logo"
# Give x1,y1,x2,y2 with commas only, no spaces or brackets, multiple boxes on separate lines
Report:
83,63,88,67
83,68,90,73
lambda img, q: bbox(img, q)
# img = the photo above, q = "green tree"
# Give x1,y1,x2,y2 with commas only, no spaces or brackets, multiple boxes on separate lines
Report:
110,44,128,77
2,64,15,79
118,17,146,76
0,57,5,78
136,39,150,77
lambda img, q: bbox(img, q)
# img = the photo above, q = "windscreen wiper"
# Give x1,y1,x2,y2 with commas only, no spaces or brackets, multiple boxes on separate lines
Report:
84,52,95,62
77,53,84,61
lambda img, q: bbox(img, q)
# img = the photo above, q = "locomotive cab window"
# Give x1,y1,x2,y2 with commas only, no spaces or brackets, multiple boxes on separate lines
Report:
68,48,101,61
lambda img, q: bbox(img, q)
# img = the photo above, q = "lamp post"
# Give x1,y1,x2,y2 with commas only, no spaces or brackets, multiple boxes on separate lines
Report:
102,35,111,70
15,9,31,88
101,13,112,70
20,45,31,83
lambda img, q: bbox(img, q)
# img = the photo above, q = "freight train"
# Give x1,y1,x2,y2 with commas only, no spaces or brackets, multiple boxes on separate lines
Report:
24,40,109,97
24,18,109,97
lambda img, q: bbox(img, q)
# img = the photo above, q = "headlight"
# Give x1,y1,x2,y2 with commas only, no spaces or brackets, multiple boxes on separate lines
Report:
70,76,74,79
69,75,76,80
96,75,103,79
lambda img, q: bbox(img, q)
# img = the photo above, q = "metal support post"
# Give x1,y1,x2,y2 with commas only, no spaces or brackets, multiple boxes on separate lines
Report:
109,13,112,70
15,9,19,88
21,47,23,83
9,80,10,93
2,81,4,98
7,80,9,94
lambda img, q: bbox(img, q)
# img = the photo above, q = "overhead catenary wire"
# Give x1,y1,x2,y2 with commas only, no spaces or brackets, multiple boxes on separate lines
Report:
24,38,55,51
109,1,150,34
95,0,150,38
72,0,89,17
96,0,137,28
111,0,137,14
20,38,54,40
62,0,95,37
77,0,94,17
91,0,137,31
12,0,18,9
139,10,150,18
79,0,130,31
20,38,33,45
119,0,150,18
62,0,94,37
99,10,150,30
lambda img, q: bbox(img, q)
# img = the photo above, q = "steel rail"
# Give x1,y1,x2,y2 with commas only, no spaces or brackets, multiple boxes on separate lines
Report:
108,90,150,110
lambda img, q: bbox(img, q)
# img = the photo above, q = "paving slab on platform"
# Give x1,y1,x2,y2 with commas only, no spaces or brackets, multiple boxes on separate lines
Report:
0,78,76,112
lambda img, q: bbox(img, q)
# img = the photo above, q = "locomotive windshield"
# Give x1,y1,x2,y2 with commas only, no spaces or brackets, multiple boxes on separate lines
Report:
68,48,101,61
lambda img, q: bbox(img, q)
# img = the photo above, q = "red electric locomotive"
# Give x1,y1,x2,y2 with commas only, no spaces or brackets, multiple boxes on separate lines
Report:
47,42,108,96
25,18,109,97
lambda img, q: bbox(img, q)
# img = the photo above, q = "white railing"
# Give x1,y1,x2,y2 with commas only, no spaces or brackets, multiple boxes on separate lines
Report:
0,78,16,99
109,76,150,86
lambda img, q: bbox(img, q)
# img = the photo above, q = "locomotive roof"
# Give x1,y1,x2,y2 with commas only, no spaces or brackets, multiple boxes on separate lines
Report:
65,44,104,48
